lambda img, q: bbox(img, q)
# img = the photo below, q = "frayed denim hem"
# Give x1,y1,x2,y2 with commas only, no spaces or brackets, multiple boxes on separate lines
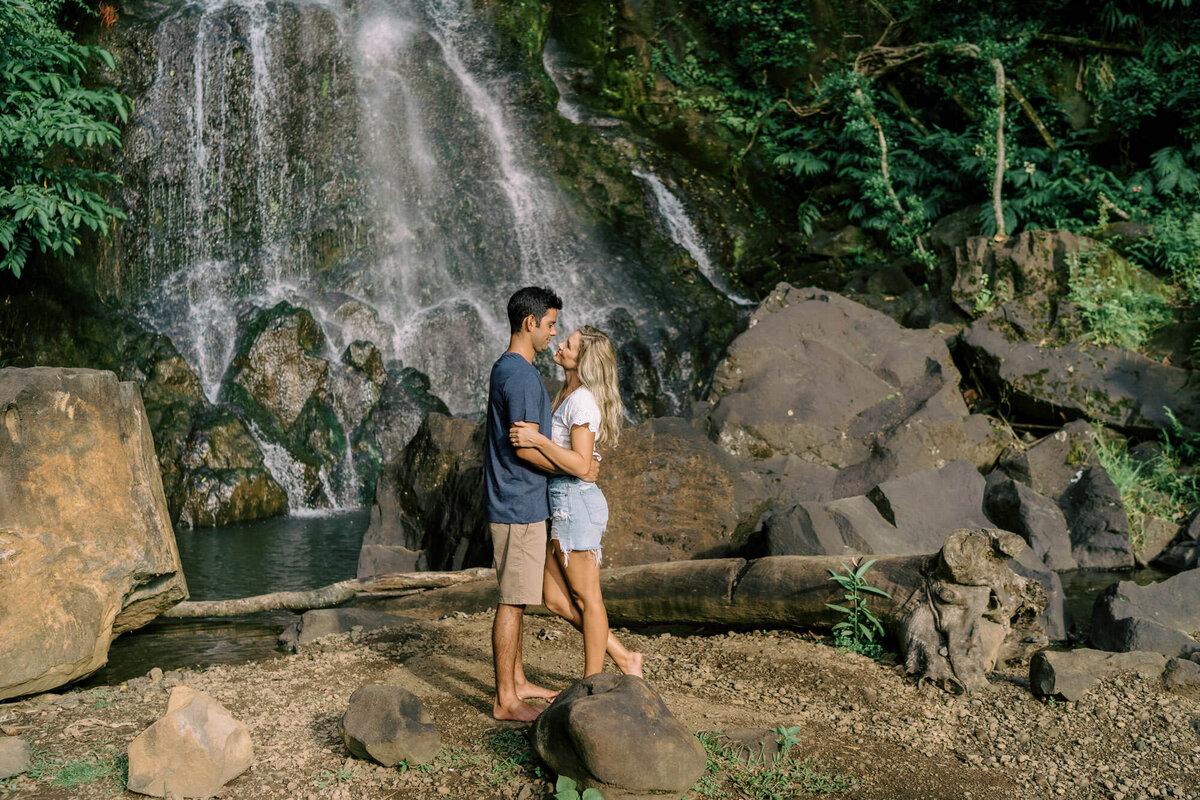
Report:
551,538,602,568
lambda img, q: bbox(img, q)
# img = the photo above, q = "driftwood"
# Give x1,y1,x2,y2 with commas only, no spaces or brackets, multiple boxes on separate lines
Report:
160,568,495,618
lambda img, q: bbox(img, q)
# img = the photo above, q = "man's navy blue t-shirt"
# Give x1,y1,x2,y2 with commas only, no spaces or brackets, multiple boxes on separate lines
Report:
484,352,552,523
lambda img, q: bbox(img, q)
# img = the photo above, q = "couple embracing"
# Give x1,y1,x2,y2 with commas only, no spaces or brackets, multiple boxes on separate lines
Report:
484,286,642,722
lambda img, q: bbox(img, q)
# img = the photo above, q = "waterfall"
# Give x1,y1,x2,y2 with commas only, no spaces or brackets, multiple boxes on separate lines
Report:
121,0,729,511
634,169,755,307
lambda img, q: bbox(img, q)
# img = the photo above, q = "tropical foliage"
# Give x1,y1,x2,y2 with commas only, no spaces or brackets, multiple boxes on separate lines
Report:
593,0,1200,331
0,0,128,277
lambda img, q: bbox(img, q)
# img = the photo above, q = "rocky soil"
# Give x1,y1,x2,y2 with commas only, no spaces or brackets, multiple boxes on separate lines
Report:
2,607,1198,800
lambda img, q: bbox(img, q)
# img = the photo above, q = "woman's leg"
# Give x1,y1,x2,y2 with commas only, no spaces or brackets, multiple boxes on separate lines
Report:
543,541,642,677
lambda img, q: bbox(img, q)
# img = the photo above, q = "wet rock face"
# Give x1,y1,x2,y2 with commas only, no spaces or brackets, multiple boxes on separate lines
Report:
0,368,187,700
704,284,1006,499
101,0,369,300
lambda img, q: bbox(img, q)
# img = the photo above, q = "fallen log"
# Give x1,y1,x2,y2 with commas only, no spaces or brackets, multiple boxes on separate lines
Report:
161,568,496,618
162,531,1045,692
601,528,1047,692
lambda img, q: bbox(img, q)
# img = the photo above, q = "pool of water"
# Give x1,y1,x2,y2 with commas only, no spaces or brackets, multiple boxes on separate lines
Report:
82,510,370,686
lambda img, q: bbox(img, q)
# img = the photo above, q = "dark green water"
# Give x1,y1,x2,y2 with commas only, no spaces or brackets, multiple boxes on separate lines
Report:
82,510,370,687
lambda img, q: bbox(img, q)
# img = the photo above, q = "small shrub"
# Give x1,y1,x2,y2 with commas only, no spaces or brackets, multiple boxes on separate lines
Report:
826,558,891,659
1066,244,1173,349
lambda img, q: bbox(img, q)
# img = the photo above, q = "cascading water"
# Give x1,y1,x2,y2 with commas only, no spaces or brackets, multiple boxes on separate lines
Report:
116,0,731,511
633,170,755,307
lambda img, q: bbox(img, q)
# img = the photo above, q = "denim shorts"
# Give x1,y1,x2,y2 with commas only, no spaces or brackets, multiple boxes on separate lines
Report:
549,476,608,565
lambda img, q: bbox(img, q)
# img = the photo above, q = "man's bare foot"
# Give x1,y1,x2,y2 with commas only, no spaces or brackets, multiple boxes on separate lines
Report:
516,681,559,702
493,698,542,722
618,651,643,678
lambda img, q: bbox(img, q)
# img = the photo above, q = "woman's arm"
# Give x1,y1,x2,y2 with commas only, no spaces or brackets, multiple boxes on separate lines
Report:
510,420,596,479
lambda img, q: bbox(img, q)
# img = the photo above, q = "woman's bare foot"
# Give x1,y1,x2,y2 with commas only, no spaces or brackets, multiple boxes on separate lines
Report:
618,651,643,678
516,681,560,702
493,698,542,722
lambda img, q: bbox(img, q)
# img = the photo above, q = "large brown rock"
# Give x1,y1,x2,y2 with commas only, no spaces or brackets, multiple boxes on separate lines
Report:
595,417,768,565
0,368,187,700
362,413,774,572
127,686,253,798
704,285,1007,501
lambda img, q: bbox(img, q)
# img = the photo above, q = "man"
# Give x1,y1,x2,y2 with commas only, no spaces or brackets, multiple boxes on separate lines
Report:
484,286,597,721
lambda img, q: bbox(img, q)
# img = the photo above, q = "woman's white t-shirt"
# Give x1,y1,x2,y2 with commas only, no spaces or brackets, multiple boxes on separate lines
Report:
551,387,601,456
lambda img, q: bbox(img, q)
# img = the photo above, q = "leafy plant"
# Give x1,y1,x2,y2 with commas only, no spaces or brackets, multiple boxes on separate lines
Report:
0,0,130,277
826,558,891,658
555,775,604,800
771,725,803,762
1092,412,1200,547
1065,244,1173,350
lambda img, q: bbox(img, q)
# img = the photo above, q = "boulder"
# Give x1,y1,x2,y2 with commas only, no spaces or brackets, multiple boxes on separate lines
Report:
339,685,440,766
958,315,1200,437
531,674,706,800
218,302,348,507
758,461,990,556
705,285,1007,500
279,609,420,651
1135,514,1179,569
1090,570,1200,658
949,230,1084,326
1008,547,1069,641
175,407,288,528
0,368,187,700
1162,657,1200,696
1029,648,1167,701
1153,512,1200,572
0,737,31,779
360,413,486,574
984,475,1076,570
593,417,769,565
363,413,776,572
1060,467,1135,570
127,686,253,798
995,420,1097,502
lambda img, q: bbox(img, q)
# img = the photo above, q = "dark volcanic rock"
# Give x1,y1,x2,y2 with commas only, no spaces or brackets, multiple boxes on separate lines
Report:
958,316,1200,437
758,461,990,557
1060,467,1135,570
531,674,706,800
339,685,440,767
705,285,1007,502
984,475,1076,571
1090,569,1200,658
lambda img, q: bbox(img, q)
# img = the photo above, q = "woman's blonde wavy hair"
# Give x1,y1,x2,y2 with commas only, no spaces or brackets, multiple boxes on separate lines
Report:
554,325,623,447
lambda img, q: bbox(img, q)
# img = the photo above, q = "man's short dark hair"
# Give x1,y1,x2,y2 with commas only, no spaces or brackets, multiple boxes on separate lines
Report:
507,286,562,333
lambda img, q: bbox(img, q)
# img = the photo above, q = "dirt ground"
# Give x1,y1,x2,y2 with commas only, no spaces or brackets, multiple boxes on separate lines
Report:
3,600,1199,800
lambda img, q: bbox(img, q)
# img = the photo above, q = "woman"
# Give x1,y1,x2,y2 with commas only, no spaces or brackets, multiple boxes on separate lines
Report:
509,326,642,678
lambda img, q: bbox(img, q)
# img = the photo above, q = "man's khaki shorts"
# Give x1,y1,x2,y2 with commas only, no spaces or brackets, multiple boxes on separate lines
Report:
490,521,548,606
